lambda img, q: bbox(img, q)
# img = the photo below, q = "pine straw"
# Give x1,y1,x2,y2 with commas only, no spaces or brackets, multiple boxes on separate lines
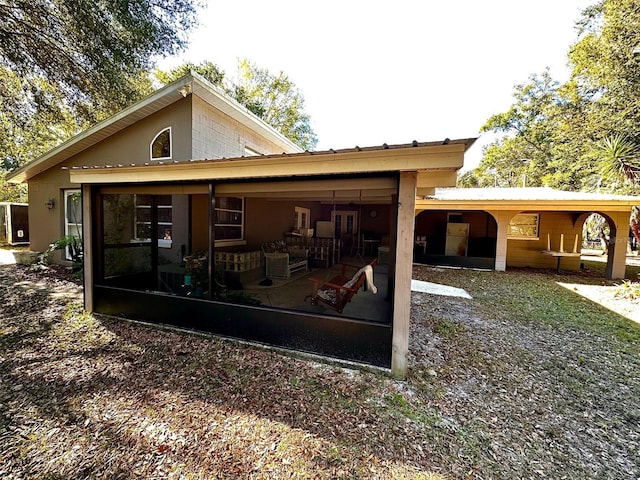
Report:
1,263,639,479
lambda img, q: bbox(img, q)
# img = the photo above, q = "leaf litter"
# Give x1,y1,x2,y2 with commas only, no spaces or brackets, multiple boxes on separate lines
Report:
0,262,639,479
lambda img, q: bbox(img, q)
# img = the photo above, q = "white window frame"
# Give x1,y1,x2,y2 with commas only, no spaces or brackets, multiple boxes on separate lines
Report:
215,197,245,245
134,194,173,249
295,206,311,230
150,127,172,161
64,189,82,260
508,213,540,240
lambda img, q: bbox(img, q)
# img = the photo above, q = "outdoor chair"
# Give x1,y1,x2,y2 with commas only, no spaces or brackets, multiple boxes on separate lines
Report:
308,258,378,313
262,240,308,279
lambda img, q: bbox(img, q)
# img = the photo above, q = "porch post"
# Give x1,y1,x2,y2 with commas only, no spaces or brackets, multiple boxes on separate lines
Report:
391,171,417,379
493,210,512,272
605,210,630,279
82,184,93,312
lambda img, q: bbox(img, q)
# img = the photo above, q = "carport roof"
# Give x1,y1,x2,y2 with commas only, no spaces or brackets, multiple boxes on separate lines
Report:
417,187,640,212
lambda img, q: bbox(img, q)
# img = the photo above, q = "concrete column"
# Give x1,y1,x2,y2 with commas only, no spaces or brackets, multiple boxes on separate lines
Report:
606,210,630,279
391,171,417,379
493,211,514,272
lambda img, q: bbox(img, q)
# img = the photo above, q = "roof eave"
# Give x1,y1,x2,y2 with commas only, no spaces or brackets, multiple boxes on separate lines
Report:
8,72,302,184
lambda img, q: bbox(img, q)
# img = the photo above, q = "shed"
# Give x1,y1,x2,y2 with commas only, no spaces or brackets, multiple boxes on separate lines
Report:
0,202,29,245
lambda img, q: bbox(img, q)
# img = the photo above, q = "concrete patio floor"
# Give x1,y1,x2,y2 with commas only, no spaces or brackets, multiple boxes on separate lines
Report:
235,258,391,323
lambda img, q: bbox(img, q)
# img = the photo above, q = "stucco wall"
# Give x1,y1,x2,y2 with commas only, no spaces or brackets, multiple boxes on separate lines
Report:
506,211,582,270
28,100,193,252
191,96,292,159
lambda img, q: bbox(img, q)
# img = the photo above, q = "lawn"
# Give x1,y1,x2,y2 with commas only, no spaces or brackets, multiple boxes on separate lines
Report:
0,262,639,479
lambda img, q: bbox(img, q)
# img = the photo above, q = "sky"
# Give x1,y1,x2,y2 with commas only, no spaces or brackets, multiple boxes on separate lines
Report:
158,0,594,170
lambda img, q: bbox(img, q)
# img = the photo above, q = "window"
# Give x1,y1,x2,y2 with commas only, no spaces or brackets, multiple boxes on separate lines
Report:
508,213,540,239
215,197,244,242
135,194,172,248
295,206,310,230
64,189,82,260
150,128,171,160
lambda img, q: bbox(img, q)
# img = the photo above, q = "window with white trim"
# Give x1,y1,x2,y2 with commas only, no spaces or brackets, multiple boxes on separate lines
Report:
215,197,244,242
150,127,171,160
134,194,173,248
508,213,540,239
295,206,310,230
64,189,82,260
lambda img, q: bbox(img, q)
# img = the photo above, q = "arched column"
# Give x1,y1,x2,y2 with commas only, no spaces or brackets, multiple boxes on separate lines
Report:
605,210,630,279
491,210,518,272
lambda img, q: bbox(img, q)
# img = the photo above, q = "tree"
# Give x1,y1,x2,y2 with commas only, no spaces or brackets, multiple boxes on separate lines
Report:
155,61,225,88
595,135,640,191
464,0,640,194
157,59,319,150
0,0,198,123
231,59,318,150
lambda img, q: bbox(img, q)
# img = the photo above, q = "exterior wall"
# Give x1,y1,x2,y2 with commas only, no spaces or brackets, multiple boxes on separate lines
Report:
244,199,317,250
27,99,193,253
505,211,582,271
192,96,292,159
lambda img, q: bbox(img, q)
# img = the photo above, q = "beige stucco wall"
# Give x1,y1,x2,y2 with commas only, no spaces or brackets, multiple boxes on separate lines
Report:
27,99,193,253
191,96,292,159
27,93,301,254
505,211,582,271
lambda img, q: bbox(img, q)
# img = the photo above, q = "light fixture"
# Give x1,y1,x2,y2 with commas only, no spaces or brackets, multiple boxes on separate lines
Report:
46,198,55,210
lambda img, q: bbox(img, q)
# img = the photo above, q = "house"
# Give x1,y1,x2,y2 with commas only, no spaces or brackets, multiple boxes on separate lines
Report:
416,187,640,279
7,72,475,378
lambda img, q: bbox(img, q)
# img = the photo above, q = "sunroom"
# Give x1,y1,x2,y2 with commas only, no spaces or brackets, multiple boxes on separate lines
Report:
71,140,474,376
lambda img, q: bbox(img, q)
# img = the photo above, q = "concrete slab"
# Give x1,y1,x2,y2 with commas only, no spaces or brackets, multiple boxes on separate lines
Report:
410,279,472,299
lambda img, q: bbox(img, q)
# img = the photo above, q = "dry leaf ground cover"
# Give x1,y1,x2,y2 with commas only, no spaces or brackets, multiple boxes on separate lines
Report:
1,260,639,479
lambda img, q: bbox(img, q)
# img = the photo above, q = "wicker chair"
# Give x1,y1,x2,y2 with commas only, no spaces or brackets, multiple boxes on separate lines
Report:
262,240,308,279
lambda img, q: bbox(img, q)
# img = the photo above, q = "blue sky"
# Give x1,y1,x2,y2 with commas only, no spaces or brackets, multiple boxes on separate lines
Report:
158,0,594,170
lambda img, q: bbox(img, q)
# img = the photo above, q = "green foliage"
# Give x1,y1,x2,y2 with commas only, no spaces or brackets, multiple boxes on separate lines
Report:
465,0,640,194
0,0,195,171
233,59,318,151
0,0,198,120
614,279,640,301
0,171,27,202
156,59,318,150
596,134,640,189
155,61,225,88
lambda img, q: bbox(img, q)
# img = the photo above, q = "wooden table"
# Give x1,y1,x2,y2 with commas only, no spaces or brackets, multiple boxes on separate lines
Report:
541,250,581,273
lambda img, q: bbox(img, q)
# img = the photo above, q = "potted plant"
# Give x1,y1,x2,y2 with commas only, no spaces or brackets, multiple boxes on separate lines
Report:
183,252,208,297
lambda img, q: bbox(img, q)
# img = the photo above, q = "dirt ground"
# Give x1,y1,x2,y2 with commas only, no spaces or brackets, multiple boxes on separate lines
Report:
1,262,639,479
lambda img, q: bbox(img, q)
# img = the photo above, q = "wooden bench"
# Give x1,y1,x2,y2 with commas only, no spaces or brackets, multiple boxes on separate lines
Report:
308,258,378,313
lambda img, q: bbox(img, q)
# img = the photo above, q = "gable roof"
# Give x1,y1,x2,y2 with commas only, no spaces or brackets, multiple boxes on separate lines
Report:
7,72,302,184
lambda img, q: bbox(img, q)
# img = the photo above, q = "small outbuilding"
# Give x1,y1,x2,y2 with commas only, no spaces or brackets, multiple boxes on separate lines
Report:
416,187,640,279
0,202,29,245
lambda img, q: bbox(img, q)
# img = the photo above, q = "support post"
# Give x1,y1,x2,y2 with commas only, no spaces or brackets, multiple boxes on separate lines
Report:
493,211,515,272
82,184,93,312
606,211,630,279
391,171,417,379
